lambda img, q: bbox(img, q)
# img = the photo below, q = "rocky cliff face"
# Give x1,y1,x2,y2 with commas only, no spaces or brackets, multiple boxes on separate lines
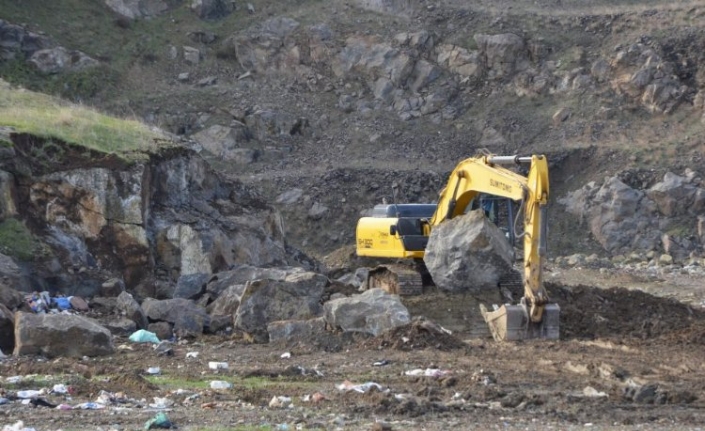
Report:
0,132,308,296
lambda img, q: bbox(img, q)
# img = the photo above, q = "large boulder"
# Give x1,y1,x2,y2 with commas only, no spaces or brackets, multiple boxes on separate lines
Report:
234,272,328,342
207,284,246,316
0,19,50,61
141,298,208,338
29,47,99,74
116,291,148,329
324,288,410,336
0,282,24,310
267,317,326,343
560,176,662,253
173,272,210,299
206,265,306,297
424,210,515,292
646,172,704,217
0,304,13,353
14,312,114,358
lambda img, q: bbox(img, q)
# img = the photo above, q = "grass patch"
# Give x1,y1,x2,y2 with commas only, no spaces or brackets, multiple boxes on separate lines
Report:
0,80,167,156
0,218,41,261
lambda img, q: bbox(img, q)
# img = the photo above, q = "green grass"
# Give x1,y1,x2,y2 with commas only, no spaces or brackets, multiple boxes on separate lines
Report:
0,218,41,261
0,80,167,156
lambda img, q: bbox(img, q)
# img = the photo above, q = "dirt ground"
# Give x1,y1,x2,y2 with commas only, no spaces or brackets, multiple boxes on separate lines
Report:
2,268,705,431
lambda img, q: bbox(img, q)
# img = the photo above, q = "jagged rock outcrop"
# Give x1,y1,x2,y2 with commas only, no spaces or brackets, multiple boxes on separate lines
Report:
424,210,516,292
14,312,114,358
561,170,705,259
0,304,14,353
0,20,50,61
324,288,410,336
104,0,168,20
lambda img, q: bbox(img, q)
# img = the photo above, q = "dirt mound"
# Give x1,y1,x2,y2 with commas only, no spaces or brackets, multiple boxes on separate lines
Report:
548,282,705,342
101,371,159,395
363,317,467,351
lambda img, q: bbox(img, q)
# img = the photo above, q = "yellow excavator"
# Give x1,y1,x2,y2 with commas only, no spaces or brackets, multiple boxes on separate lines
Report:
355,154,560,341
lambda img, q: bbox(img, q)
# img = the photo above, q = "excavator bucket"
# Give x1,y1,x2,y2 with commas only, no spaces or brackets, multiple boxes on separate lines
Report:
480,302,560,341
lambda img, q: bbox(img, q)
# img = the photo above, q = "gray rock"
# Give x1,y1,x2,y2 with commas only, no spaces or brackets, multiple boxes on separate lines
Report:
183,46,200,64
0,19,50,61
308,202,329,220
103,318,137,336
90,297,117,313
142,298,207,324
647,172,700,217
148,321,173,340
173,272,210,300
324,288,410,336
234,272,328,342
14,312,114,358
29,47,99,74
101,278,125,297
275,188,303,205
424,210,515,292
177,72,190,82
117,292,148,329
0,171,17,220
0,282,24,310
268,317,326,343
206,314,231,333
206,265,306,297
474,33,528,80
207,284,246,316
190,0,235,20
105,0,168,19
0,304,13,352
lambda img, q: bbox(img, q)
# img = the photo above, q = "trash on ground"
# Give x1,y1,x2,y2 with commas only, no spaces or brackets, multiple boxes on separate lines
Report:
51,384,69,394
209,380,232,389
146,367,162,375
149,397,174,409
335,380,385,393
154,341,173,357
185,351,199,358
2,421,37,431
373,359,390,366
144,412,173,430
30,398,56,408
5,376,22,384
404,368,451,378
280,352,291,359
16,390,43,399
129,329,160,344
55,404,73,410
268,395,292,408
302,392,326,403
74,402,105,410
0,398,9,405
583,386,609,398
208,361,228,370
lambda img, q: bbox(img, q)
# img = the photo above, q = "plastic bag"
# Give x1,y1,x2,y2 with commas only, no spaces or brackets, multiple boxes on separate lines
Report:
129,329,160,344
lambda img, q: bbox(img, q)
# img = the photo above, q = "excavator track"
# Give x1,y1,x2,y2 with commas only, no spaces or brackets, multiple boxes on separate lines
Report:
366,264,424,296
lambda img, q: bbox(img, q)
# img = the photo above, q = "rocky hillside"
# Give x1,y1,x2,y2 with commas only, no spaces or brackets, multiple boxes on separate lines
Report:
2,0,705,262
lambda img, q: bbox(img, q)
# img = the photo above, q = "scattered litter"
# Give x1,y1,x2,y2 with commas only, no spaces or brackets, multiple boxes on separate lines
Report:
583,386,609,398
2,421,36,431
16,390,42,399
0,398,9,405
51,384,68,394
154,341,173,356
268,396,292,409
404,368,451,378
208,362,228,370
117,344,134,351
129,329,160,344
144,412,173,430
0,348,6,359
280,352,292,359
55,404,73,410
74,402,105,410
5,376,22,384
146,367,162,375
186,351,199,359
302,392,326,403
335,380,385,393
149,397,174,409
373,359,390,367
210,380,232,390
275,424,290,431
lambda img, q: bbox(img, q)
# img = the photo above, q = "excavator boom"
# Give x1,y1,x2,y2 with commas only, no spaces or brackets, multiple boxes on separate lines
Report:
356,154,560,341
